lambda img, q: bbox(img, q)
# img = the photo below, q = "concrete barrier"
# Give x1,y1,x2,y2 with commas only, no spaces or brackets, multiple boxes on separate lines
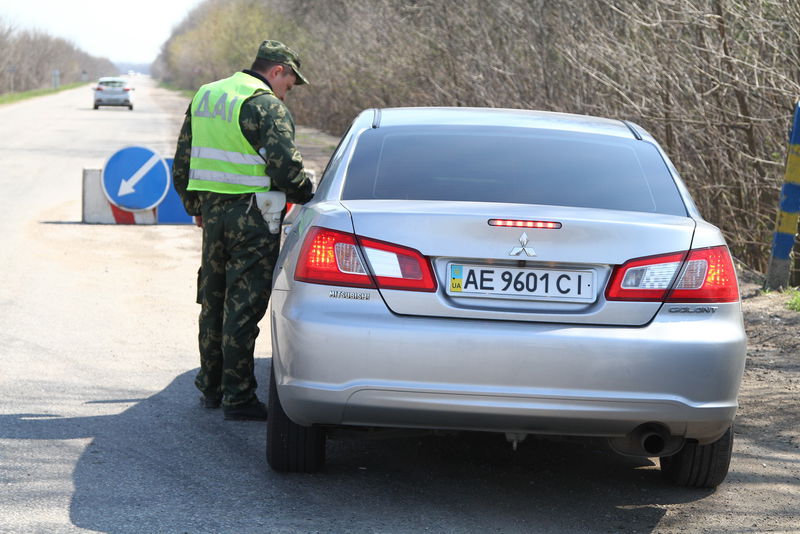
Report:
82,168,157,224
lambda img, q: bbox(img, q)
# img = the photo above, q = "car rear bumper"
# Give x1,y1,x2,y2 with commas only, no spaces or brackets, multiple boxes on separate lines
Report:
94,96,130,105
270,284,746,442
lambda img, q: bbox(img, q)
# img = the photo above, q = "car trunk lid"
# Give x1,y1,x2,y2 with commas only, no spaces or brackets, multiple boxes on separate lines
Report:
343,200,696,326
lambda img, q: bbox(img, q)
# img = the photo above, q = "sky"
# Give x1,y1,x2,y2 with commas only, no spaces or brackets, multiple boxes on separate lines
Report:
0,0,205,64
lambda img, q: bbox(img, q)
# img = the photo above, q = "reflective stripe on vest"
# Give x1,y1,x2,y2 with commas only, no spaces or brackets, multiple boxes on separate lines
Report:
188,72,272,194
188,169,270,188
191,146,264,165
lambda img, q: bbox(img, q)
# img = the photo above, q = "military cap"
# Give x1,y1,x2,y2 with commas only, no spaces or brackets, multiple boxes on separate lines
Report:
256,40,308,85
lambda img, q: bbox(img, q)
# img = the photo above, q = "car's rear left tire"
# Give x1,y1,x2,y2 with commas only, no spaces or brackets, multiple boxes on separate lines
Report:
659,426,733,488
266,364,326,473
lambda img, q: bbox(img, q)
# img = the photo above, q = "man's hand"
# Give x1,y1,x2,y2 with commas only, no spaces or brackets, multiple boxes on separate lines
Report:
194,216,203,228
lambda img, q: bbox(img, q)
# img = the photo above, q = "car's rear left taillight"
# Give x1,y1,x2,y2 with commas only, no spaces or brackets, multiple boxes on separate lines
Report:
358,236,437,292
294,227,374,288
294,227,437,292
606,246,738,303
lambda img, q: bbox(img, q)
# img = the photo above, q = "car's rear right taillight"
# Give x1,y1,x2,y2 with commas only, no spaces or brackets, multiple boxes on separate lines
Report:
606,245,739,303
666,246,739,302
605,251,687,301
294,227,437,292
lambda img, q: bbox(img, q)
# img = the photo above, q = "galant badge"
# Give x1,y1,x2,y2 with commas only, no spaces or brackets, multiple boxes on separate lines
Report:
509,232,536,257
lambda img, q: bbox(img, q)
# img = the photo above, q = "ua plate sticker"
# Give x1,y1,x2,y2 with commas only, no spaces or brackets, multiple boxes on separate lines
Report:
450,264,463,292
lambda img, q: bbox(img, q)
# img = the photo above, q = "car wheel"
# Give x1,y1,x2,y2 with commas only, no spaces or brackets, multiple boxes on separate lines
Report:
93,104,99,109
128,104,133,110
266,364,326,473
659,426,733,488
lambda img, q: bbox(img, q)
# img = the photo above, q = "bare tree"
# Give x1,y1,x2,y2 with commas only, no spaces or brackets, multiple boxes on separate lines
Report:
156,0,800,272
0,20,116,95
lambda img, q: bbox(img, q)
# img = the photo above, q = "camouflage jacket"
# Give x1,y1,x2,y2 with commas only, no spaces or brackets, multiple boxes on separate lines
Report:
172,70,314,216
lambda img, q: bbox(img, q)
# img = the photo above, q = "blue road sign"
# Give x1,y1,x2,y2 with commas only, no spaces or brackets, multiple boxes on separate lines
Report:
157,158,193,224
101,146,170,211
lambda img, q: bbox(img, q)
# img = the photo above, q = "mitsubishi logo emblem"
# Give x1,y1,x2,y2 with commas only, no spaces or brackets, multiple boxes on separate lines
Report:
509,232,536,257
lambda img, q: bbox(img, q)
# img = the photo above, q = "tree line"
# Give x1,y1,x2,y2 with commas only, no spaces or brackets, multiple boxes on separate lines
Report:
154,0,800,275
0,19,117,94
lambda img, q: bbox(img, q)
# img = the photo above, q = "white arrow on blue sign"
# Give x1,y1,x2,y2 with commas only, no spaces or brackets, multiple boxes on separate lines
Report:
101,146,171,211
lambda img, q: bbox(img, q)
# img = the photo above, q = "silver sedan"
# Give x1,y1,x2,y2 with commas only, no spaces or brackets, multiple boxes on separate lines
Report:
267,107,746,488
93,77,134,110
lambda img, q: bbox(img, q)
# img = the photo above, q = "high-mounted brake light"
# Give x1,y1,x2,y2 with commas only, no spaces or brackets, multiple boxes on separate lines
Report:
294,227,437,292
606,246,739,303
489,219,562,229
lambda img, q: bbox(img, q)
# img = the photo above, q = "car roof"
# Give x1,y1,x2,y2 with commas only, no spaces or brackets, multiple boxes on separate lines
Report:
98,77,126,82
373,107,637,140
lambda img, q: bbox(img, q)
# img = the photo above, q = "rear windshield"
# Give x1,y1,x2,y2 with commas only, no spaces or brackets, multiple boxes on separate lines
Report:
342,126,687,216
99,80,125,88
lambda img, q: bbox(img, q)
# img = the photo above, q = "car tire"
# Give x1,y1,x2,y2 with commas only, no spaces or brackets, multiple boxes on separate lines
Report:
266,364,326,473
93,104,99,110
128,104,133,110
659,426,733,488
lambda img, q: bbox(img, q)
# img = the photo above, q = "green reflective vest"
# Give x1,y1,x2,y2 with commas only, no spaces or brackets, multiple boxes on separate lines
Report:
187,72,271,194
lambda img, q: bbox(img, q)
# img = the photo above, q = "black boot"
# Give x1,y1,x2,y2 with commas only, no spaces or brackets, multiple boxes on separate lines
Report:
224,398,268,421
199,394,222,409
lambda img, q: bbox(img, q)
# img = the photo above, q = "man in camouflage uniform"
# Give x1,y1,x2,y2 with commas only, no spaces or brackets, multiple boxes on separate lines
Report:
173,40,314,420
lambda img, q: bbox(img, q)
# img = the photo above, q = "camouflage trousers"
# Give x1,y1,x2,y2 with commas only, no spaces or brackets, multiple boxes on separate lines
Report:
194,192,279,408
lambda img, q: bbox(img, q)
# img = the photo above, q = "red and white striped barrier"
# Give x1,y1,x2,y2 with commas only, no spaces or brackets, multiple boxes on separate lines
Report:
82,168,157,224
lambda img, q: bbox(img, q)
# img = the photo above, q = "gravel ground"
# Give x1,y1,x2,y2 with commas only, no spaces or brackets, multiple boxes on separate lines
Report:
647,276,800,533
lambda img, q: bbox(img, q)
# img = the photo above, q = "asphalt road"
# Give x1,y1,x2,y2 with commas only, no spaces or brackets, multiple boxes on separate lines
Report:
0,78,796,534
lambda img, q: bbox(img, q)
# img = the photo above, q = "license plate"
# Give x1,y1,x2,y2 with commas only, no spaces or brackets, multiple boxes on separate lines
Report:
447,263,595,303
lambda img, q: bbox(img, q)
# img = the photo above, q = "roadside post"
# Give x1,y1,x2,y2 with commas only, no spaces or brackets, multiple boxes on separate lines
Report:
765,101,800,290
7,65,16,92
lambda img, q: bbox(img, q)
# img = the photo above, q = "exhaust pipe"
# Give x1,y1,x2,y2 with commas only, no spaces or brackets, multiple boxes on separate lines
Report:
640,430,667,455
609,423,684,457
